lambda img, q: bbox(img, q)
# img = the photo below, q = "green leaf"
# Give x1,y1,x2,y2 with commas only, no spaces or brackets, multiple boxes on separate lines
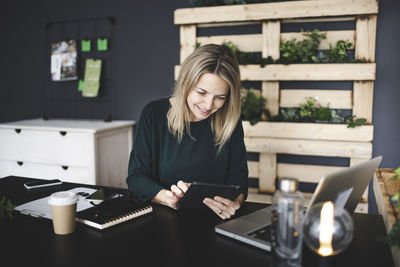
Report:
390,174,399,181
384,220,400,247
241,88,268,125
0,195,15,220
345,115,367,128
395,167,400,176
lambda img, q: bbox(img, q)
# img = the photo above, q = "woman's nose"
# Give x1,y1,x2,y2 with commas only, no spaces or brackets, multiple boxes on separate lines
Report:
204,96,213,109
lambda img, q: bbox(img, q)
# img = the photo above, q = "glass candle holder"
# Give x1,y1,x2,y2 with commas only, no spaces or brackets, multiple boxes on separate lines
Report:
303,201,354,257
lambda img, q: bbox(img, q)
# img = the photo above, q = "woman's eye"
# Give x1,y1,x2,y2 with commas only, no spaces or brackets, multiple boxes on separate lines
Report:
217,96,226,100
197,91,206,95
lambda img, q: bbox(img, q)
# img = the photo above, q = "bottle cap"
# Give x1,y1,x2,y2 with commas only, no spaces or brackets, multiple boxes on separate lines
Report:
278,178,298,193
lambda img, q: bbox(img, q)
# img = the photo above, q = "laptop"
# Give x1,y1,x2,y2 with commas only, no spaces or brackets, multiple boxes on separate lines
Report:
215,156,382,251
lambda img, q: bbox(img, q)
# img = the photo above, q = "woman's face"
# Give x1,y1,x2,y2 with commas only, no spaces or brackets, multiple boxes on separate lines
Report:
187,73,229,122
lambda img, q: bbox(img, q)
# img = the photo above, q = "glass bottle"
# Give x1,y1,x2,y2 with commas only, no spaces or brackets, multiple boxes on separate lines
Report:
272,178,304,266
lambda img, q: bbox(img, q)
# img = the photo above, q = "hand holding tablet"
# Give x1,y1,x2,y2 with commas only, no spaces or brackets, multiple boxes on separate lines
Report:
178,182,241,209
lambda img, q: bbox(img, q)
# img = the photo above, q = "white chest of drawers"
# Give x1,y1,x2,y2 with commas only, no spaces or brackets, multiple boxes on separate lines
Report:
0,118,135,188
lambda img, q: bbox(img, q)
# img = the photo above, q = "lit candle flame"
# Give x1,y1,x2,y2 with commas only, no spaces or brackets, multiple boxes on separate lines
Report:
318,201,334,256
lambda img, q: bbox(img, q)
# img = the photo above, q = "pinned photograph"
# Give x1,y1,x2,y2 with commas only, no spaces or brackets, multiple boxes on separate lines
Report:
51,40,78,81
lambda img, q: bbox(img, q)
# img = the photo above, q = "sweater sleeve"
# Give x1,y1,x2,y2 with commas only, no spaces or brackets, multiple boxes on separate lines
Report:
126,103,164,203
226,120,249,199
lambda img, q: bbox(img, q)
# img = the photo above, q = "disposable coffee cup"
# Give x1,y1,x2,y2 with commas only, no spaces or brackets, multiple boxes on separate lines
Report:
48,191,78,235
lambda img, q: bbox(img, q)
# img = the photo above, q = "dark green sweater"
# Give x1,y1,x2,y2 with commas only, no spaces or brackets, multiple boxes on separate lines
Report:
126,98,248,203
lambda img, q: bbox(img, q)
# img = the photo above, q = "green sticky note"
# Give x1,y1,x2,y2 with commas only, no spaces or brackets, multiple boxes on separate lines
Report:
97,38,108,51
82,59,102,97
78,79,84,91
81,40,91,52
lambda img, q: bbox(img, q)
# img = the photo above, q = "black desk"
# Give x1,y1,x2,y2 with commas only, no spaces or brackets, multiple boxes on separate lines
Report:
0,176,395,267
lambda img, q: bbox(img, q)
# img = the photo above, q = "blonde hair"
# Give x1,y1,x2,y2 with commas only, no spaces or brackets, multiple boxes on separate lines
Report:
167,44,241,153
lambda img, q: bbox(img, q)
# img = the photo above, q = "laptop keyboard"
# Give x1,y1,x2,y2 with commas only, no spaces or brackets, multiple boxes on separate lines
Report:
247,224,273,242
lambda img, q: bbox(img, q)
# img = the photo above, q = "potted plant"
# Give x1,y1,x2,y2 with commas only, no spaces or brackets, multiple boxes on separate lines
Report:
240,88,268,125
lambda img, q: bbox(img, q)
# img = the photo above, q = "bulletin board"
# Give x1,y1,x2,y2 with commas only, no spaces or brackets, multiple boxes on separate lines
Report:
43,17,115,121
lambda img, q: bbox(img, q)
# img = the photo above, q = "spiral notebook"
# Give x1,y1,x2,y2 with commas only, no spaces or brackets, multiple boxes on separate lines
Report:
76,196,153,230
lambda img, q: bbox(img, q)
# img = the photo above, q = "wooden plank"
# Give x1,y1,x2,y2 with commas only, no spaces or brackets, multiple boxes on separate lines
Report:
350,157,370,167
258,153,277,192
373,173,389,226
240,63,376,81
197,21,260,28
353,81,374,123
373,171,400,267
180,25,196,64
281,30,355,50
277,163,346,184
282,16,356,24
262,21,280,60
176,63,376,81
197,34,261,52
197,16,356,28
248,161,259,178
197,30,354,52
246,192,273,204
250,162,347,184
244,137,372,158
280,89,352,109
174,0,378,25
374,170,397,229
355,15,377,62
242,121,374,142
262,82,280,117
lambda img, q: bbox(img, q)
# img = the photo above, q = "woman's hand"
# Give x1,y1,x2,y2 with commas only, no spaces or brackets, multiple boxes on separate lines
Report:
152,180,190,210
170,180,190,199
203,193,244,219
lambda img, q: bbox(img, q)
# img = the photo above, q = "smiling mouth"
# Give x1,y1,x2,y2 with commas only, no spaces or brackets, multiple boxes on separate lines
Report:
196,105,211,115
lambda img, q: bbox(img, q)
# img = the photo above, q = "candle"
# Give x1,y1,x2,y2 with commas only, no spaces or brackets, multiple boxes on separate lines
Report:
318,201,334,256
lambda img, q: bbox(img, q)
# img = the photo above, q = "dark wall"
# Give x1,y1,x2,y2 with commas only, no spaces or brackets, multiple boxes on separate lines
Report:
0,0,399,167
372,0,400,167
0,0,191,122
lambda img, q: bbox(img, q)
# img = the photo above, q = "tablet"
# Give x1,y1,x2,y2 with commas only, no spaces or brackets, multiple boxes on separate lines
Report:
179,182,241,209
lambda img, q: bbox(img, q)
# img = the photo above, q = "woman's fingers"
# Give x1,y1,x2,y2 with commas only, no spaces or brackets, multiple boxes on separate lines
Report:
177,180,190,193
166,181,192,210
170,184,184,198
165,190,179,210
203,197,236,219
203,198,225,218
215,196,240,211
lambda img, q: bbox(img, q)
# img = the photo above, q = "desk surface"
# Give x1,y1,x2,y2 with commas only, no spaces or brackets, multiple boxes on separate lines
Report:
0,176,395,267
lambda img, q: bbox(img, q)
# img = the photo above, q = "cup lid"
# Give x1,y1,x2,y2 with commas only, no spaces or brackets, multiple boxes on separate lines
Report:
48,191,78,206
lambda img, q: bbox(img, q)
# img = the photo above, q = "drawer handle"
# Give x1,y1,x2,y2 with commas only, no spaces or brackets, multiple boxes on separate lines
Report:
17,161,23,166
59,131,67,136
61,165,69,170
15,129,21,134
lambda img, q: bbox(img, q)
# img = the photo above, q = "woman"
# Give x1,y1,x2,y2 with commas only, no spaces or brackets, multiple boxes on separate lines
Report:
126,44,248,219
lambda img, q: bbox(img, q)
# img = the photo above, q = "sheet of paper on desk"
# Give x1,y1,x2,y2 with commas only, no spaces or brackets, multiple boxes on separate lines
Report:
14,187,97,219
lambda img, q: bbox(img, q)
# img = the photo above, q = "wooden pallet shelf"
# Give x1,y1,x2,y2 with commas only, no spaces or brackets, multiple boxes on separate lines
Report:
174,0,379,209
